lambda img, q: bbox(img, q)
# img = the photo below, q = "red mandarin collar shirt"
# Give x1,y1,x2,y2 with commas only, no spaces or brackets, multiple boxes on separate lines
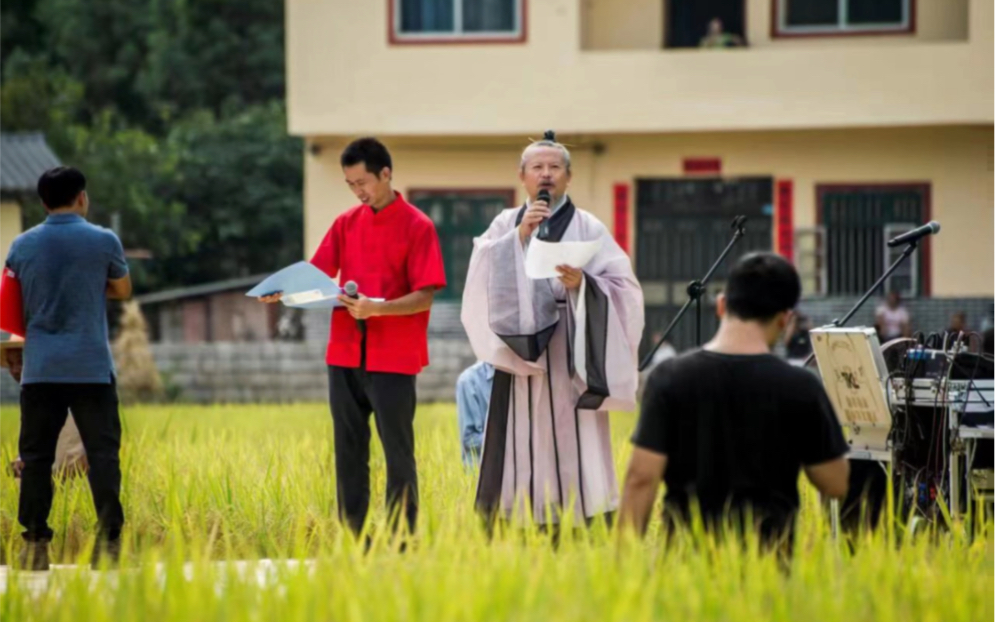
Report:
310,192,447,375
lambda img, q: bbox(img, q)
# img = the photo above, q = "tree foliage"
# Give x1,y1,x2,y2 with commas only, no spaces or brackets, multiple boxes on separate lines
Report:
1,0,301,293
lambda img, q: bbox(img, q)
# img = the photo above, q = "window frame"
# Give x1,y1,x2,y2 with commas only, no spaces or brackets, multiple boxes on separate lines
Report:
389,0,528,45
772,0,914,39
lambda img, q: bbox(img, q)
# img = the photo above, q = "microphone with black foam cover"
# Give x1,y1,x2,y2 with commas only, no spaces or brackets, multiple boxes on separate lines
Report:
344,280,366,335
536,189,552,240
886,221,940,247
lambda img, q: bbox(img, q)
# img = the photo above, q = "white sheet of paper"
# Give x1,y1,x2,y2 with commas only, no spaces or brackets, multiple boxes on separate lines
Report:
282,289,333,305
525,238,603,279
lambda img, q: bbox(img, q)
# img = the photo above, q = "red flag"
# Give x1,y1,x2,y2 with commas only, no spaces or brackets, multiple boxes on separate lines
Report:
0,267,26,337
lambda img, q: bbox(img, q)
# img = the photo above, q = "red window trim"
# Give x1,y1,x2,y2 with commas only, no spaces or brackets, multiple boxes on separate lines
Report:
815,182,931,296
388,0,528,46
770,0,915,40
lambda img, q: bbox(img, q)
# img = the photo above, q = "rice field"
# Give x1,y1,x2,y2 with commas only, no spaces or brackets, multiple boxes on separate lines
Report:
0,403,992,622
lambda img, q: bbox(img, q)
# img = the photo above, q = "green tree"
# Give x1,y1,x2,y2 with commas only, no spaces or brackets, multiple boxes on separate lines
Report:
157,101,302,286
1,0,302,293
139,0,286,121
1,0,46,64
0,52,84,140
36,0,156,127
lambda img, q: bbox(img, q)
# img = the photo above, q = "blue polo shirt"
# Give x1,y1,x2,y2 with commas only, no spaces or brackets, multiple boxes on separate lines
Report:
5,213,129,384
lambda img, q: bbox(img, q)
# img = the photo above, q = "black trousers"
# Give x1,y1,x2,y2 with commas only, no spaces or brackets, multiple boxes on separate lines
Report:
19,382,124,542
327,365,418,536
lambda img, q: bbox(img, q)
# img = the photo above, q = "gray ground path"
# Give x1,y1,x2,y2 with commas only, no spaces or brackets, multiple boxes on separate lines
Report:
0,559,318,598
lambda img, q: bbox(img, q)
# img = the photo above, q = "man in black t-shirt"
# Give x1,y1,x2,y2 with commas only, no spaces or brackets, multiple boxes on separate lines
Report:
619,252,849,550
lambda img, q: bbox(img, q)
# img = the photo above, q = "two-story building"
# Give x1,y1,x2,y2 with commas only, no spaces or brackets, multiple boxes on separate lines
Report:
287,0,993,351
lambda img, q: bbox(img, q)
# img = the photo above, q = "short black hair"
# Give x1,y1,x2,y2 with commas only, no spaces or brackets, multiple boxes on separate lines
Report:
724,252,801,321
340,137,392,175
37,166,86,209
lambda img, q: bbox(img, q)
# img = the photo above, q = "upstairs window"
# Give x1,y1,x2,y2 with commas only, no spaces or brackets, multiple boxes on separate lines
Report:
776,0,912,36
392,0,525,43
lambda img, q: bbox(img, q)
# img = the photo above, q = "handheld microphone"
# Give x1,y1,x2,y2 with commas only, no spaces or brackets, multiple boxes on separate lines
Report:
886,221,940,247
344,280,366,335
536,189,551,240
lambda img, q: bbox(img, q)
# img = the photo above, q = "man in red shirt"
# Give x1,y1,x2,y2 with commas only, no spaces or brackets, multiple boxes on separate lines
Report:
262,138,446,537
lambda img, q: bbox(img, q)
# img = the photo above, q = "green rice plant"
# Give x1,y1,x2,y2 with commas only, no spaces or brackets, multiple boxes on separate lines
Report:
0,404,991,622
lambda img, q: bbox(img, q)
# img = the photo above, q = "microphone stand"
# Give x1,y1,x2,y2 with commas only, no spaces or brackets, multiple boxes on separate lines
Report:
801,240,920,369
639,216,747,372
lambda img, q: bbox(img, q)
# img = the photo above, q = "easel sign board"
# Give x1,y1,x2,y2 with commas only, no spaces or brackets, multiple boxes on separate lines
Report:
810,327,892,431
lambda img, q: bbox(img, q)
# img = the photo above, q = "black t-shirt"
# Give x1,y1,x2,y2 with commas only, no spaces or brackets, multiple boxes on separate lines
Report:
632,350,848,542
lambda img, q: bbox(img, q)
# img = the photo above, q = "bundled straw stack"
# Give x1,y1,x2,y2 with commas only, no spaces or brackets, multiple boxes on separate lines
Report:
112,300,164,403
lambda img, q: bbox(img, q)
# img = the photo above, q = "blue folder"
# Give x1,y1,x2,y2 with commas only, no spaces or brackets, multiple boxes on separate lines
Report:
245,261,343,310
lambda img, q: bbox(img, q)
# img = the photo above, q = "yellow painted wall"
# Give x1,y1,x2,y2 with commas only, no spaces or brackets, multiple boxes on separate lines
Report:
304,126,992,297
0,201,23,262
287,0,992,136
581,0,662,50
580,0,969,51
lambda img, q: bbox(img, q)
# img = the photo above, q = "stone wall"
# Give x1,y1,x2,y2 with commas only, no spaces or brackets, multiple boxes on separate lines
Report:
2,298,989,407
149,336,476,404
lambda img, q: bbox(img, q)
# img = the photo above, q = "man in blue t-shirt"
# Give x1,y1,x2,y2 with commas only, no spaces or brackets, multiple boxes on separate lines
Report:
4,167,132,570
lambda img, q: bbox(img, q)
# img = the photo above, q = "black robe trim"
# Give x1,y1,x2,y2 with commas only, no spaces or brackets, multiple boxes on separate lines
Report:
475,370,513,517
576,273,611,411
527,377,535,519
574,407,588,518
546,353,564,508
496,325,557,363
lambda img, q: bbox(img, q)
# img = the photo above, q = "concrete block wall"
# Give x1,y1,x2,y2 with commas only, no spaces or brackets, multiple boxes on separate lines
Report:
1,299,988,407
1,372,18,405
152,341,329,403
797,296,993,339
147,338,476,404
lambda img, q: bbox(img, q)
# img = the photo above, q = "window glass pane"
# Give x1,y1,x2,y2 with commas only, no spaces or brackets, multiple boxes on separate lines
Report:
463,0,515,32
847,0,904,25
784,0,839,27
409,191,513,300
399,0,455,33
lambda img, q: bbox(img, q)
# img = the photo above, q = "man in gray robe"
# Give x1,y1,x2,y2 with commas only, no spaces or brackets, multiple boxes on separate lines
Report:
461,132,644,527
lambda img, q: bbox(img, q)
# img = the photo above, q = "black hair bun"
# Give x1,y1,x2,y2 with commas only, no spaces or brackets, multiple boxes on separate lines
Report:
543,129,556,142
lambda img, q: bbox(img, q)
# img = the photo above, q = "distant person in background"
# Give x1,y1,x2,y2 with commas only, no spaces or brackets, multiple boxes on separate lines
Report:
982,305,994,355
645,331,677,371
455,360,494,467
946,311,970,350
875,291,911,342
783,313,813,362
639,332,677,395
699,18,744,48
